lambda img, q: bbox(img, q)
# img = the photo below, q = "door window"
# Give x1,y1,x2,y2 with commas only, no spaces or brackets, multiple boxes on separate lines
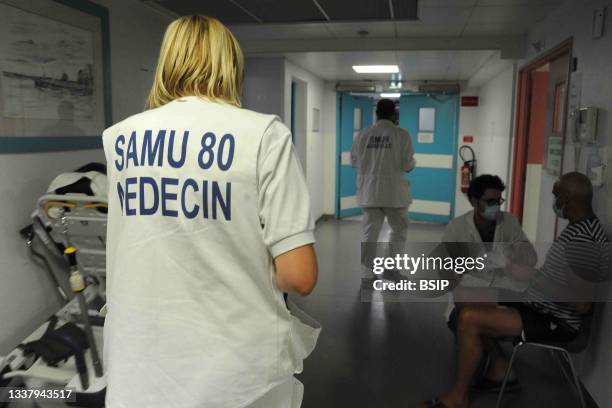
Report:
419,107,436,131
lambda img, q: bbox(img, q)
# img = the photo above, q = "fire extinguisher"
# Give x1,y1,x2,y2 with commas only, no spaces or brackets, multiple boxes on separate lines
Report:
459,145,476,193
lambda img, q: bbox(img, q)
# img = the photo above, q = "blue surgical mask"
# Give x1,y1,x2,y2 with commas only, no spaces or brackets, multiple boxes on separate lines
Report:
482,205,500,221
552,201,566,219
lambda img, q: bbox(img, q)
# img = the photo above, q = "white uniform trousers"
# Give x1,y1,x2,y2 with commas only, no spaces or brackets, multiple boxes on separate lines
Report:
360,207,409,277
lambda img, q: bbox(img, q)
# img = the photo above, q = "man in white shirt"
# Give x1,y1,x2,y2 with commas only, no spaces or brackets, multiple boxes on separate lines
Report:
351,99,416,282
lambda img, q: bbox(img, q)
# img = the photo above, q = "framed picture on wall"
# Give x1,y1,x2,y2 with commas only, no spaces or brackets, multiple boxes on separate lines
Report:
0,0,111,152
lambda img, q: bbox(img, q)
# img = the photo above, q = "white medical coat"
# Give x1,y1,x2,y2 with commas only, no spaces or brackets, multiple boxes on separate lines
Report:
443,210,530,244
442,210,537,265
350,119,416,207
102,96,319,408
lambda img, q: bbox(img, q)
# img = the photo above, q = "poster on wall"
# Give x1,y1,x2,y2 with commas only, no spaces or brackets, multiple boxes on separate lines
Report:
0,0,110,152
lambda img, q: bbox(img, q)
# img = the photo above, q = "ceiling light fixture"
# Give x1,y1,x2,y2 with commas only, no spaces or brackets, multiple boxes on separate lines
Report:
352,65,399,74
380,93,401,98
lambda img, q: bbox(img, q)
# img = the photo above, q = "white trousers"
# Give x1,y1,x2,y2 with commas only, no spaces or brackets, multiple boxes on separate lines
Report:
362,207,409,243
361,207,409,277
246,377,304,408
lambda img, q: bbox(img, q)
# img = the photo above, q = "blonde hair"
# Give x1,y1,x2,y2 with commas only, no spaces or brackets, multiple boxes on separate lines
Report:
146,15,244,108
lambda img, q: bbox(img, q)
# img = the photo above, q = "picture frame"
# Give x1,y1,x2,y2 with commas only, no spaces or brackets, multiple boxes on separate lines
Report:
0,0,111,153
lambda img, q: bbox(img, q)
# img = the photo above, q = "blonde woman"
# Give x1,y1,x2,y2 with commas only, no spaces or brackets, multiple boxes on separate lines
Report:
102,15,319,408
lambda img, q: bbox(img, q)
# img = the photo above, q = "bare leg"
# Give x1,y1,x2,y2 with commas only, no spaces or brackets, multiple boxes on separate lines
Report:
438,306,523,408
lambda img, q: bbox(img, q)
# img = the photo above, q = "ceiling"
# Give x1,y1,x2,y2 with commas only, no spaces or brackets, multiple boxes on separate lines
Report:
285,50,502,82
146,0,565,39
141,0,564,83
149,0,418,24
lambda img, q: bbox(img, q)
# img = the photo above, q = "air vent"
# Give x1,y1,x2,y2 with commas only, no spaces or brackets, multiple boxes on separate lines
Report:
417,82,460,94
336,81,377,92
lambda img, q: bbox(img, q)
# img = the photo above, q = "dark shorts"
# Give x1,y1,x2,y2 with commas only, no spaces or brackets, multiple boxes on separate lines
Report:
500,302,579,343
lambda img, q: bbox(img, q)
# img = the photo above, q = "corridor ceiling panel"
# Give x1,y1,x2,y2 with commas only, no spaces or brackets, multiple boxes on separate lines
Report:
318,0,418,21
149,0,565,38
154,0,254,23
153,0,419,23
235,0,326,23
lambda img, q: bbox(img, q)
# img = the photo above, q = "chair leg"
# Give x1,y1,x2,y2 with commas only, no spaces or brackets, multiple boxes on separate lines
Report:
481,353,492,380
561,350,587,408
551,349,574,389
495,344,522,408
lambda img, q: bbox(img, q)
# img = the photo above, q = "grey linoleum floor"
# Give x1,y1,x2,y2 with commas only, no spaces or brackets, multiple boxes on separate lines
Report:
291,218,585,408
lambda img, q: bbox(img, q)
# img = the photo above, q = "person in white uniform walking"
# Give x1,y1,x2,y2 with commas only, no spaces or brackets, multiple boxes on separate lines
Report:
351,99,416,282
102,15,319,408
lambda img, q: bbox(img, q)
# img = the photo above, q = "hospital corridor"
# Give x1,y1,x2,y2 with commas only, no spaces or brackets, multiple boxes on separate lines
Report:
0,0,611,407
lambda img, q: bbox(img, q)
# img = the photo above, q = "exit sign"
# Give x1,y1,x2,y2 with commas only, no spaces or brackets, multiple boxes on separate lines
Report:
461,96,479,107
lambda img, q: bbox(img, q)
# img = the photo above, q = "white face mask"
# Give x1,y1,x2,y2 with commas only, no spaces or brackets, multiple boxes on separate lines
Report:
482,205,500,221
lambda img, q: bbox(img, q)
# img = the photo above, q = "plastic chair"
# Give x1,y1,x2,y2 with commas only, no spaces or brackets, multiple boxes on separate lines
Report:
495,312,593,408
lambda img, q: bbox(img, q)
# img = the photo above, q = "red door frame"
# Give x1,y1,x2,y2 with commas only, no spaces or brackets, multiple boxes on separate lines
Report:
509,38,573,222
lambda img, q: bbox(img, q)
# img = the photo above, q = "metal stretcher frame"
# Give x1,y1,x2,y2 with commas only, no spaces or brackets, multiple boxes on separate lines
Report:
1,287,106,404
36,194,108,298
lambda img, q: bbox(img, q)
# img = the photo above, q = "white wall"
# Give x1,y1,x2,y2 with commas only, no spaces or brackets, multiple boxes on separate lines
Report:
242,58,334,220
242,57,285,118
322,82,338,215
454,65,516,217
283,60,327,220
93,0,171,122
455,87,479,217
525,0,612,405
475,66,516,194
0,151,104,353
0,0,170,354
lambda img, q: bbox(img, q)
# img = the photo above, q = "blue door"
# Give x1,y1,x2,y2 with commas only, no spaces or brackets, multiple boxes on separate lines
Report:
336,93,374,218
399,94,459,223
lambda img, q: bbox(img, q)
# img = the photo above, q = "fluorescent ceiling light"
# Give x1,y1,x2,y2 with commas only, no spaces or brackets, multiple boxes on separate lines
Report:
380,93,401,98
352,65,399,74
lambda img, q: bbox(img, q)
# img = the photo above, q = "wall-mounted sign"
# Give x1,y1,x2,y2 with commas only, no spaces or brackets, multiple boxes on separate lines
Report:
418,132,434,144
461,96,479,107
463,135,474,143
545,136,563,175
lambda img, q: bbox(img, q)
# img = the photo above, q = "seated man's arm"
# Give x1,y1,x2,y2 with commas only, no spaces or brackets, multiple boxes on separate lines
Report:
275,244,318,296
564,240,608,314
508,263,537,281
507,215,538,267
565,241,610,282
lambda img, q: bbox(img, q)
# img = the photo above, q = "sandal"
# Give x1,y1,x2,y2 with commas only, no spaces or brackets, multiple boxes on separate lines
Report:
471,377,521,394
423,397,450,408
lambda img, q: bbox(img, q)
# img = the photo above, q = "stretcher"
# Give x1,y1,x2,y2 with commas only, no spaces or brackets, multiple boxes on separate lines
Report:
0,184,109,407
